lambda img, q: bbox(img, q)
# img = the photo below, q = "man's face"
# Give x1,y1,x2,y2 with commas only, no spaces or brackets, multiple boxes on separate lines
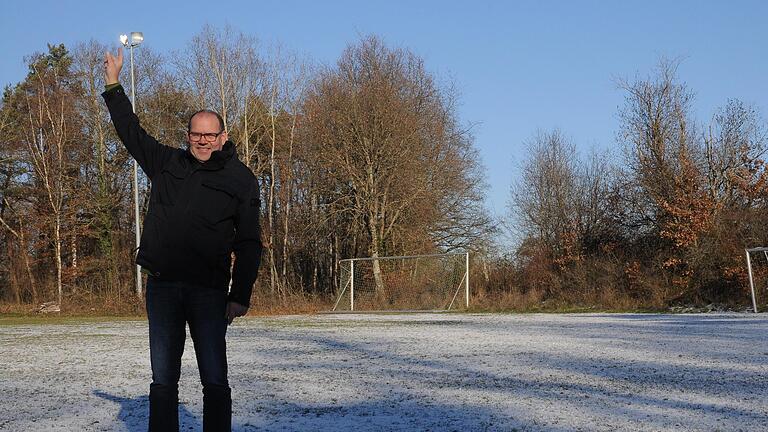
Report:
187,113,227,162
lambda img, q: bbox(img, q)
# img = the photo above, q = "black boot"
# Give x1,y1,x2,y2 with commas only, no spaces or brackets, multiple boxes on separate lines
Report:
202,384,232,431
149,383,179,431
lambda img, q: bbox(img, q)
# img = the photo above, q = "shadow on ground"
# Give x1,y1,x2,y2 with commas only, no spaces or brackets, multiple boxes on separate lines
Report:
93,390,201,431
93,389,520,432
245,314,768,430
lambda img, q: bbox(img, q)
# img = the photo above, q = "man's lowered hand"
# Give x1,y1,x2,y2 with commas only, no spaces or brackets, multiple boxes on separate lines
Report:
225,301,248,325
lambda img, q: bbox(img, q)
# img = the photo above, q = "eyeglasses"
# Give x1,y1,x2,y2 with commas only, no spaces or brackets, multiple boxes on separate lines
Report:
188,131,223,142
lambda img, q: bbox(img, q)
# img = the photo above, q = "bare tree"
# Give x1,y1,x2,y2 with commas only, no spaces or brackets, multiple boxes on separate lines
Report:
617,58,700,235
304,36,490,292
617,58,720,298
704,99,768,209
6,45,82,306
0,197,38,303
511,129,580,257
174,24,260,134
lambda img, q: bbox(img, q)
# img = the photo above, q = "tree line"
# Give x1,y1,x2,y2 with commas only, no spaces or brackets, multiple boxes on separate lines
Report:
1,25,765,312
502,59,768,310
0,27,491,310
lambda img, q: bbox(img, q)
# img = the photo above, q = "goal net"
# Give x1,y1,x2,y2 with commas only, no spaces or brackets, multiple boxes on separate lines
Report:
332,252,469,312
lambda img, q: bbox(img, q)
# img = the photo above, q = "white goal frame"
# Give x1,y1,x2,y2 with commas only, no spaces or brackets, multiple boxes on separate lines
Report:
332,252,470,312
745,247,768,313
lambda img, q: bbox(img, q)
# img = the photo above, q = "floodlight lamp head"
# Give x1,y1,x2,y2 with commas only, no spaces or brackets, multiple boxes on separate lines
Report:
130,32,144,46
119,35,129,46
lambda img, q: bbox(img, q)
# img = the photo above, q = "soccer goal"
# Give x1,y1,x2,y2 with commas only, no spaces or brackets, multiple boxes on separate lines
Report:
745,247,768,313
332,252,470,312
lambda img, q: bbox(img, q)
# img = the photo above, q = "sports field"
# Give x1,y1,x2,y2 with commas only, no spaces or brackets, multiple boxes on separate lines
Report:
1,313,766,431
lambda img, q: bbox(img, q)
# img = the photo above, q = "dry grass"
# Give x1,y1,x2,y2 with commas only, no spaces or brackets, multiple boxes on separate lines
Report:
0,289,336,319
247,291,334,315
468,286,667,313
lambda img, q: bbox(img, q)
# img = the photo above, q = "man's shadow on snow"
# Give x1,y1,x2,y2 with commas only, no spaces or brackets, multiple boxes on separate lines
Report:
93,390,201,432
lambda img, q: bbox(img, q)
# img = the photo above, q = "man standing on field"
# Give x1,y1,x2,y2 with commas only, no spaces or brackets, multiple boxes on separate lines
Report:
102,47,263,431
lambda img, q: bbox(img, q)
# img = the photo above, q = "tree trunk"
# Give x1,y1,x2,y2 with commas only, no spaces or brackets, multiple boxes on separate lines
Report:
23,231,37,304
268,93,280,297
368,214,385,294
333,233,340,294
0,216,37,303
8,242,21,304
281,116,296,293
71,233,77,269
242,90,250,170
55,212,63,306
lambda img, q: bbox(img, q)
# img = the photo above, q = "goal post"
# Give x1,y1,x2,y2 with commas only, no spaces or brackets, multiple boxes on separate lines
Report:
332,252,470,312
745,247,768,313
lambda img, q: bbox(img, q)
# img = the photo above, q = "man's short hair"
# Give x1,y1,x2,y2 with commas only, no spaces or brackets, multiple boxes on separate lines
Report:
188,110,225,132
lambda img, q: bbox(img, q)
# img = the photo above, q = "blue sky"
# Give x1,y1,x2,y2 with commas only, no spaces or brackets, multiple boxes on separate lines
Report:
2,0,767,234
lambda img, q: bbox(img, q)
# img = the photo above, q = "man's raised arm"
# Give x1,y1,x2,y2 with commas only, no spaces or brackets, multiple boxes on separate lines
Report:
101,47,171,180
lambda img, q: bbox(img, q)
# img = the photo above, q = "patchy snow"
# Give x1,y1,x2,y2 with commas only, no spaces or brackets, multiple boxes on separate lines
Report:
1,313,767,431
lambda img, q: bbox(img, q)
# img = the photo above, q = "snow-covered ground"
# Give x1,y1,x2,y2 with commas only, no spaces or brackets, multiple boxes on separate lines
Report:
1,313,767,431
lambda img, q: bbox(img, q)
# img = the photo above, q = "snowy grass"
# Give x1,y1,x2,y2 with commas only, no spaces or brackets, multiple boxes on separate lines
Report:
1,313,767,431
0,315,143,327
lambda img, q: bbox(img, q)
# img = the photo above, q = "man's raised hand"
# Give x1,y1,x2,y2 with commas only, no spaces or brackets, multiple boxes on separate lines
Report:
104,48,123,85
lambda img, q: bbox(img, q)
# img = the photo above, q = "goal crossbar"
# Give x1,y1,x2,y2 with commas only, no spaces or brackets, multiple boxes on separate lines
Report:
338,252,468,263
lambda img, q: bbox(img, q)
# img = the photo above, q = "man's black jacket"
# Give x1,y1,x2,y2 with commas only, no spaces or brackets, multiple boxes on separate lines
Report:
102,85,262,307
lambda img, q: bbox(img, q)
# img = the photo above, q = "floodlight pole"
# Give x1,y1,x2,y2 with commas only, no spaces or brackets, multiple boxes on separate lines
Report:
123,32,143,296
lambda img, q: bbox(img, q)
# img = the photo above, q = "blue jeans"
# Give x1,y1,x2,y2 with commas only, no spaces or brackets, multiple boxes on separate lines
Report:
145,277,231,431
